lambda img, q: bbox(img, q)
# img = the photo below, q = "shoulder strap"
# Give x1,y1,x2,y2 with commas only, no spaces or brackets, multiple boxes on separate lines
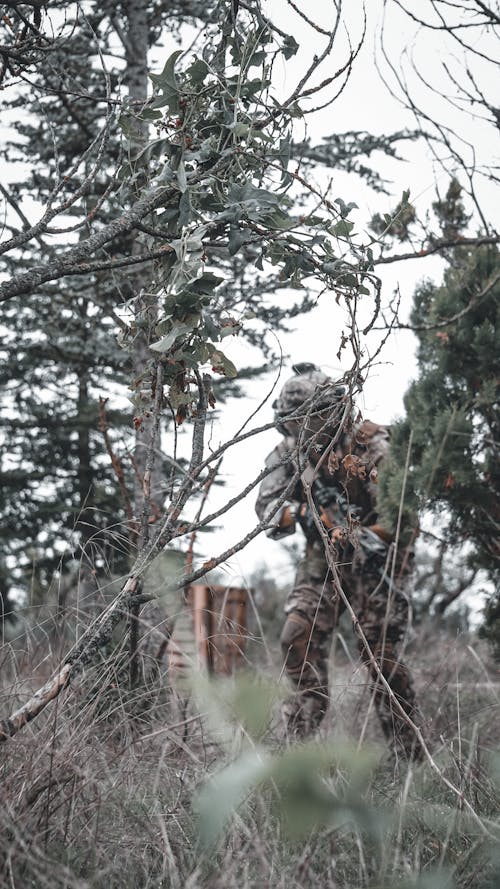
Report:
359,419,387,439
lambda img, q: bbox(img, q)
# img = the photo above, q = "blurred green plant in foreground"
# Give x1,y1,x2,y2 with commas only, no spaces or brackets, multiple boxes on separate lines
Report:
192,673,500,889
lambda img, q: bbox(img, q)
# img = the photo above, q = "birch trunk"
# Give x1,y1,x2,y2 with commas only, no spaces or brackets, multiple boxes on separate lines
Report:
124,0,171,680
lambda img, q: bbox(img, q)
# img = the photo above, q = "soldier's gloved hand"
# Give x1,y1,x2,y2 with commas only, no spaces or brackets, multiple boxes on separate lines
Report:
266,501,301,539
298,503,344,540
279,502,300,531
312,483,362,523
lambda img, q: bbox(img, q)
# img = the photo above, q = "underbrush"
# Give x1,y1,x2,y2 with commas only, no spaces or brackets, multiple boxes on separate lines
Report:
0,621,499,888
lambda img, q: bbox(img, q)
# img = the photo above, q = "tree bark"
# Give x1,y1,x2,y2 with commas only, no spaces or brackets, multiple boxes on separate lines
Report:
124,0,171,679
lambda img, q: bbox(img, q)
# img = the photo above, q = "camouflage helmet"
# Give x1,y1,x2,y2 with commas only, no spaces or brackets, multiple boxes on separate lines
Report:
274,363,346,441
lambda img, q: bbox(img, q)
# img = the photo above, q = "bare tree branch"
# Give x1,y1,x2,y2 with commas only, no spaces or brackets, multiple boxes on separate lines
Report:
373,235,500,266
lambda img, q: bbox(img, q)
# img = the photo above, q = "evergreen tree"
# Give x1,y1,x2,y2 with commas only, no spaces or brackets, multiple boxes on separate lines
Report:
379,182,499,626
0,12,133,605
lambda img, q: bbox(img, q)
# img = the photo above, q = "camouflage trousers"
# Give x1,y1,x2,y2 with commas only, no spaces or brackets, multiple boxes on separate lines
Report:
280,542,424,760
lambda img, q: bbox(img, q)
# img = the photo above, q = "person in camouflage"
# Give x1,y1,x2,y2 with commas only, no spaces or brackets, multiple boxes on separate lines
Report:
255,364,424,760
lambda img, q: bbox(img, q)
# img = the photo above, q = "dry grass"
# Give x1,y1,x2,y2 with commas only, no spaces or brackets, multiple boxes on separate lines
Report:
1,613,500,889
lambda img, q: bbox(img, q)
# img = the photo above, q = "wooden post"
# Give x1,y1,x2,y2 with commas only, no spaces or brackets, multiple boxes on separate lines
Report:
167,584,248,676
209,586,248,675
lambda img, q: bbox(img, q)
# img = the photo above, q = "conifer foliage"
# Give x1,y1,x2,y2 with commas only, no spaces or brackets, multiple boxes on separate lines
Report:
379,182,500,628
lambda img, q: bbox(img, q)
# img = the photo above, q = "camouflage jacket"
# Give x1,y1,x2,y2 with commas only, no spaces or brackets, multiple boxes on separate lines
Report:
255,420,390,541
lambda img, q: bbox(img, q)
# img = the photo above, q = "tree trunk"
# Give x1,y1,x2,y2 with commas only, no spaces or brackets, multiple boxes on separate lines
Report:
124,0,171,681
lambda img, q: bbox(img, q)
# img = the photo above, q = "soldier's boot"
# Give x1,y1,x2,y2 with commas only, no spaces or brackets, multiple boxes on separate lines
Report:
281,691,328,739
280,609,329,738
361,640,425,762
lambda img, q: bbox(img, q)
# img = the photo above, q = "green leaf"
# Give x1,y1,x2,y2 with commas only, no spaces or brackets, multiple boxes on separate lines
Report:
150,50,182,92
194,737,380,851
190,342,210,363
239,77,270,100
227,674,281,740
195,749,271,850
187,273,224,295
208,346,237,378
266,241,286,266
139,109,163,121
228,122,250,138
321,260,341,275
118,113,137,140
178,189,192,227
332,220,355,238
131,137,170,167
301,214,326,228
334,197,358,218
283,35,299,59
219,325,237,338
168,385,194,409
150,321,197,353
187,58,209,84
288,101,303,118
155,312,199,336
243,129,272,147
150,94,176,110
200,312,220,341
247,50,266,68
267,742,379,839
150,50,183,112
229,181,280,209
338,272,359,287
228,228,251,256
263,210,294,231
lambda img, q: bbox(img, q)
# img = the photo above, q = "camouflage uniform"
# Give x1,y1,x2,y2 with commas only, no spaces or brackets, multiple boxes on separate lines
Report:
255,367,423,760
